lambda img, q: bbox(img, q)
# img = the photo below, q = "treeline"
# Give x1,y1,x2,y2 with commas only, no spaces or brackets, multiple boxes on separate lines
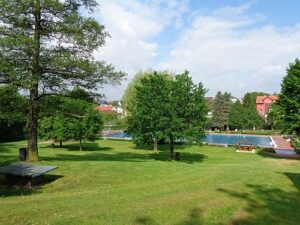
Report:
208,91,276,131
0,85,104,150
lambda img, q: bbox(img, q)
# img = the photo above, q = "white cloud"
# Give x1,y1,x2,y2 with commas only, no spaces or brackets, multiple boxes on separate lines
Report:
93,0,188,100
93,1,300,100
159,5,300,98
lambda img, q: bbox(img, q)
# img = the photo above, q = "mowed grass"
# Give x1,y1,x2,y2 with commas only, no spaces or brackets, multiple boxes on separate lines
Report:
0,140,299,225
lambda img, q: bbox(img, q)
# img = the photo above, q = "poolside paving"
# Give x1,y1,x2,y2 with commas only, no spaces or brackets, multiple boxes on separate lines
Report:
272,136,296,155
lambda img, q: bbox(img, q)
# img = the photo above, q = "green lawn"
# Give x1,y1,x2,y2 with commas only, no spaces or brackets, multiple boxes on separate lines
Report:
0,140,299,225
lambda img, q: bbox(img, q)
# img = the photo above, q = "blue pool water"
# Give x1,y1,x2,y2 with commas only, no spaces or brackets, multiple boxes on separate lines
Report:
103,132,273,147
203,133,272,147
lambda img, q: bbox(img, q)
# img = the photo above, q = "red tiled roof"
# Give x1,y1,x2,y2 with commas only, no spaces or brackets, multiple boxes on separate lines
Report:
96,105,113,112
256,95,278,103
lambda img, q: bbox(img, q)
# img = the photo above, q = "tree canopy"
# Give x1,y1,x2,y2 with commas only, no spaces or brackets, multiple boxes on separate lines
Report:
211,92,231,130
0,0,125,161
276,59,300,135
126,71,207,159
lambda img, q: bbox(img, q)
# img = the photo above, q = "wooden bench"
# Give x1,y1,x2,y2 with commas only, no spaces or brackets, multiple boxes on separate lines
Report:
0,163,58,186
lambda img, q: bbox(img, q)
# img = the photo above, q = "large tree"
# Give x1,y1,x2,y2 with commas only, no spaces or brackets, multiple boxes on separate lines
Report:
127,72,171,150
276,59,300,135
127,71,207,159
167,71,207,158
0,0,124,161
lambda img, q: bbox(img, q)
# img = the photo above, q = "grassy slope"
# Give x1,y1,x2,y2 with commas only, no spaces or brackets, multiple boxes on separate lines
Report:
0,140,299,225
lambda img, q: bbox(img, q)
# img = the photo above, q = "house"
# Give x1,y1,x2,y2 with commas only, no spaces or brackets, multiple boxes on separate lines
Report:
96,102,124,116
256,95,278,117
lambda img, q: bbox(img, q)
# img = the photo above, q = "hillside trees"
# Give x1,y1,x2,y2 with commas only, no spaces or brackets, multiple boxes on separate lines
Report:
0,0,124,161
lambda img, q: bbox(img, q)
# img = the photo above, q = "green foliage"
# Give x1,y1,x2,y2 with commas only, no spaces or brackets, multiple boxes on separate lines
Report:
229,100,246,129
0,0,125,160
211,92,231,130
127,71,207,154
0,85,27,141
122,70,172,116
127,72,171,148
39,88,103,150
276,59,300,135
242,92,264,129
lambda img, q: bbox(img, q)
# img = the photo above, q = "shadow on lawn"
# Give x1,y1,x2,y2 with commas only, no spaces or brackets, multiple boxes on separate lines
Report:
283,173,300,191
257,150,300,160
135,208,204,225
41,142,113,152
41,150,206,164
0,174,63,198
218,184,300,225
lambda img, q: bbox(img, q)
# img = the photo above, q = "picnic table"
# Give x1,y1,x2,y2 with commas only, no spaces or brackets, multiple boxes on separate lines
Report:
0,163,58,186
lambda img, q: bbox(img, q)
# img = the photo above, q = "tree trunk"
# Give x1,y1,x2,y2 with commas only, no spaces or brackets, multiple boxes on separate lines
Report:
27,0,41,162
153,138,158,151
59,140,63,148
79,139,83,151
169,134,174,160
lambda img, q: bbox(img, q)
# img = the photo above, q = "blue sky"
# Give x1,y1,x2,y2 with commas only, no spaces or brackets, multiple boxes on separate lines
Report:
93,0,300,100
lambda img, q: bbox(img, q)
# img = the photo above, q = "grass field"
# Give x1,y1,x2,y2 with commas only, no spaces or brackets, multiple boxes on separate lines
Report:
0,140,299,225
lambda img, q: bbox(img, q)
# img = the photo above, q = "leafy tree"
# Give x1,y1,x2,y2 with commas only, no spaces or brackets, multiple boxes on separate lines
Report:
122,70,172,116
0,85,27,141
276,59,300,135
242,92,264,129
127,71,207,159
167,71,207,158
229,100,246,130
40,95,103,151
127,72,171,150
39,115,68,148
0,0,125,161
211,92,232,130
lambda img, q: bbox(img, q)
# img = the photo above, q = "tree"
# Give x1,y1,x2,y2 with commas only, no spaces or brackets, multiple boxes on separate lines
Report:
242,92,264,129
0,0,125,161
276,59,300,135
40,94,103,151
0,85,27,141
122,70,172,116
211,92,231,130
167,71,207,159
229,100,246,130
127,71,207,159
127,72,171,150
39,115,68,148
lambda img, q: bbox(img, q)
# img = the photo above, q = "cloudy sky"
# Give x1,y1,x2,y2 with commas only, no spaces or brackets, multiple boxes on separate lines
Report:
92,0,300,100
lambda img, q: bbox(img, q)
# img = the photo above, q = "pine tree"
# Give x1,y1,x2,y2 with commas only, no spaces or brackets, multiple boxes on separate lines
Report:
0,0,124,161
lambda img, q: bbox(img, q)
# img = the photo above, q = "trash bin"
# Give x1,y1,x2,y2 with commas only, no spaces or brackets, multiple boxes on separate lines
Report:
175,152,180,161
19,148,27,161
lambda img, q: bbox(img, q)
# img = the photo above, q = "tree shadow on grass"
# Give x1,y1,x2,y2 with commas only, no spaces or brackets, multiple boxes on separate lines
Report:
41,151,207,164
283,173,300,191
40,142,113,152
135,208,204,225
257,149,300,160
218,184,300,225
0,174,63,198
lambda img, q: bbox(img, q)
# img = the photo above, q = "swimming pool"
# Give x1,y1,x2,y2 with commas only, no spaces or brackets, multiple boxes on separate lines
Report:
203,133,273,147
103,132,273,147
